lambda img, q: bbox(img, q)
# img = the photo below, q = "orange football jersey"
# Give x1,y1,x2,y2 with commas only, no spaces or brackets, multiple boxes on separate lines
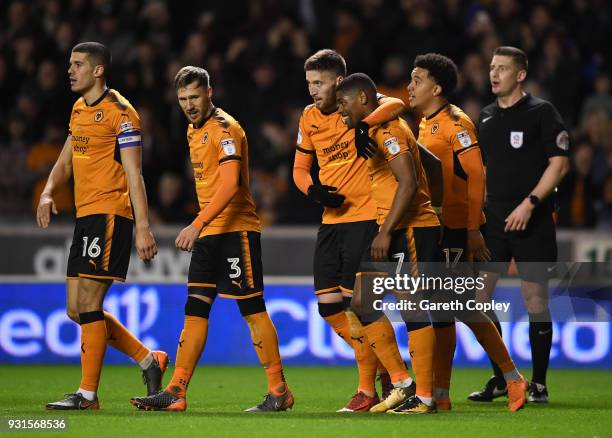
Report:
296,104,377,224
69,89,140,219
418,104,485,229
187,107,260,237
368,118,439,229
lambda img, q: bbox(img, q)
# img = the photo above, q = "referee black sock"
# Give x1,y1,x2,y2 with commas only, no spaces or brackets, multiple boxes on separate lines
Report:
529,309,552,386
484,309,505,387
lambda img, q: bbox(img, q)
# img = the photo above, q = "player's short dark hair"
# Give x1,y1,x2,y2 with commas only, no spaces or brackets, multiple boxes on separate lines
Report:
336,73,377,99
174,66,210,90
493,46,528,71
414,53,458,97
304,49,347,77
72,42,111,72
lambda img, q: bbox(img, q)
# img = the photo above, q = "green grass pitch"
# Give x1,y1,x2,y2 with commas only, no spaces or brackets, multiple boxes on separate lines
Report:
1,365,611,437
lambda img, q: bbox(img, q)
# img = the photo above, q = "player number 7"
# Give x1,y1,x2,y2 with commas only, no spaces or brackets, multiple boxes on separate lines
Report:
391,252,405,275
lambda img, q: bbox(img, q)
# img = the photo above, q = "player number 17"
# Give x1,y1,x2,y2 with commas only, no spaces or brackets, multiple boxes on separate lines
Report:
443,248,463,269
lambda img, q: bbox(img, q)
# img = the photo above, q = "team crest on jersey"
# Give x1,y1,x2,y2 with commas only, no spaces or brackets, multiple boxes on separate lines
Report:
384,137,400,155
94,110,104,122
202,132,208,144
510,131,523,149
221,138,236,155
431,123,439,134
456,130,472,148
556,130,569,150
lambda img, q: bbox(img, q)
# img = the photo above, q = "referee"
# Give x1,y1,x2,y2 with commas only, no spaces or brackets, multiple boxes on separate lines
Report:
468,46,570,404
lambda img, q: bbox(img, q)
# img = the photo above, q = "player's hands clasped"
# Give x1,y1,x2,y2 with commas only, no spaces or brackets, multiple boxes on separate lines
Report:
504,199,534,232
467,229,491,262
370,230,391,261
354,121,377,159
307,184,345,208
175,224,200,252
36,193,58,229
135,225,158,262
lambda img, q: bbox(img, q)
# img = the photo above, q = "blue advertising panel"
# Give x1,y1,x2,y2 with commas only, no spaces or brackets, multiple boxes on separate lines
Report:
0,282,610,367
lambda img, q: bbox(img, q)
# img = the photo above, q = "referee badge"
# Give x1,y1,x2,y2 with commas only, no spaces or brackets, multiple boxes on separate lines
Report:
556,130,569,151
510,131,523,149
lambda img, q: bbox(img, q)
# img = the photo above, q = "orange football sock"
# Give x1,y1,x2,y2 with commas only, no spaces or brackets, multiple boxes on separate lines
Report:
344,311,377,394
324,311,352,345
408,324,435,398
79,314,108,392
464,320,516,373
166,316,209,398
104,311,149,363
361,316,409,383
244,312,286,395
433,324,456,392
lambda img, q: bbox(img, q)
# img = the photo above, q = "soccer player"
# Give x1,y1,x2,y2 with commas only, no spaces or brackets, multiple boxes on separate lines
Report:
407,53,528,412
293,49,406,412
130,66,293,412
38,42,166,410
469,46,569,403
337,72,446,414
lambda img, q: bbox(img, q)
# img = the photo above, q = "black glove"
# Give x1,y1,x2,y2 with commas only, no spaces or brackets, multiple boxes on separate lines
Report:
307,185,345,208
354,121,377,159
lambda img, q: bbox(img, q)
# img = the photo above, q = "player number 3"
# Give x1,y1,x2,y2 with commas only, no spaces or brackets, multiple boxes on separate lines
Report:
227,257,241,279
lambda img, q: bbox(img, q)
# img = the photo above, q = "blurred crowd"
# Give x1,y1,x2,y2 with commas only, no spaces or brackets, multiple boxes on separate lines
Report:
1,0,611,228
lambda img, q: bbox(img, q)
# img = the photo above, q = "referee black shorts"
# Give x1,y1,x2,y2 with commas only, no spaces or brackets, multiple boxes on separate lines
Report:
481,202,557,283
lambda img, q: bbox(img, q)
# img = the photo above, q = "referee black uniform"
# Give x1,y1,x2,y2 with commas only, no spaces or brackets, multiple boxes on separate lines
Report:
478,93,569,281
476,92,569,397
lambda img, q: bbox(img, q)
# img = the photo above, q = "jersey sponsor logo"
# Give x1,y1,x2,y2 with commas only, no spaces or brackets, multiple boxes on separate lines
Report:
73,144,88,154
119,121,134,133
556,130,569,151
322,141,350,162
431,123,439,134
456,130,472,148
94,110,104,122
221,138,237,155
510,131,523,149
384,137,400,155
71,135,89,145
202,132,208,144
296,127,303,145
